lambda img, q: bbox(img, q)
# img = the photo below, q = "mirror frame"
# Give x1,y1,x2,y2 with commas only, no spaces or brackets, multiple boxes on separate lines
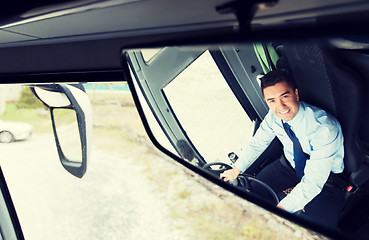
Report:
30,84,92,178
121,46,352,240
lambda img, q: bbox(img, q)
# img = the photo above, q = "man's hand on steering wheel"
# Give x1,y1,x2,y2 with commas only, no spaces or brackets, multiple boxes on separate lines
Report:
205,163,280,205
220,167,241,181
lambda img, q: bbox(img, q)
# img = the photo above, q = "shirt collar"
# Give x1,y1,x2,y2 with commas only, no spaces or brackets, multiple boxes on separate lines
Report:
283,101,305,127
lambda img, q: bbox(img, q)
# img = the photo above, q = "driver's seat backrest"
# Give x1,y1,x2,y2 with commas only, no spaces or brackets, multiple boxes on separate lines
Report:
281,41,366,186
335,49,369,151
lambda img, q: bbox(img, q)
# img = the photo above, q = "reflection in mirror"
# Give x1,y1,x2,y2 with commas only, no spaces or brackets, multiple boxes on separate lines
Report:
129,64,178,156
126,40,369,239
128,48,254,166
33,87,71,108
53,108,82,162
163,50,252,163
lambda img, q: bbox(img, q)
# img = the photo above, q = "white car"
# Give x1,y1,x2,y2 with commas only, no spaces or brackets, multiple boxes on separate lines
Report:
0,120,33,143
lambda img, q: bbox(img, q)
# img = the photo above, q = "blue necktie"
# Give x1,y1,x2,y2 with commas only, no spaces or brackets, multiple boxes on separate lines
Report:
283,122,307,178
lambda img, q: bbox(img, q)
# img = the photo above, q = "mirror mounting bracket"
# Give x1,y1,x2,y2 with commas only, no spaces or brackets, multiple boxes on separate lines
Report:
216,0,278,31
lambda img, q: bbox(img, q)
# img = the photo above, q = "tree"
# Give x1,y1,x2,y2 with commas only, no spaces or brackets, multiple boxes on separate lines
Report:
16,87,45,109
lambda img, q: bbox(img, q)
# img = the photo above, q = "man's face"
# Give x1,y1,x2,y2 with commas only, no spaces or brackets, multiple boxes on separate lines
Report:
263,81,300,121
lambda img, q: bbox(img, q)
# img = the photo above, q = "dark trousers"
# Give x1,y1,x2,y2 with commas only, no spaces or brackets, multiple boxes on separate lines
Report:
251,156,345,230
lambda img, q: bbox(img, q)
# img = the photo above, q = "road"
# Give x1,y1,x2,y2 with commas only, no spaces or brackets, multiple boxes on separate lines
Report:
0,133,187,240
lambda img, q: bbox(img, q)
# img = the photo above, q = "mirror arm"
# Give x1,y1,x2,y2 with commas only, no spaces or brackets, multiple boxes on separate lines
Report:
216,0,278,31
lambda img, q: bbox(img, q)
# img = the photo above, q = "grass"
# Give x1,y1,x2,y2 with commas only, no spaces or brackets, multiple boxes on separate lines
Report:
1,102,82,134
1,103,52,134
53,108,78,125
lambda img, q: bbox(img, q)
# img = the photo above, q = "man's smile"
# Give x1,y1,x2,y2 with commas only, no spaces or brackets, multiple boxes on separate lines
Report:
279,108,291,115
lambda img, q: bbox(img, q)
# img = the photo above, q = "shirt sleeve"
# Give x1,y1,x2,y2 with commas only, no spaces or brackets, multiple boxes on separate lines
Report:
279,121,344,213
234,111,276,172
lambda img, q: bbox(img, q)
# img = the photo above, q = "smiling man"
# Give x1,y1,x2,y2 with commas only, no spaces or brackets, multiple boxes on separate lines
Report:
220,70,346,229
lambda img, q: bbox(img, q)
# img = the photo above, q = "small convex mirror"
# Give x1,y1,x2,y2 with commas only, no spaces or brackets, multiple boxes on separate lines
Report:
31,84,92,178
53,108,82,163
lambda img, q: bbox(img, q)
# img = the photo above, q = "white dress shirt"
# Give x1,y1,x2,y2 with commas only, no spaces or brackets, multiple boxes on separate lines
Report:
234,101,344,213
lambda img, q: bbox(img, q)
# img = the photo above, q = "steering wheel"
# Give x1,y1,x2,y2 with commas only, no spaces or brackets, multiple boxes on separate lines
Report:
202,162,233,176
202,162,280,204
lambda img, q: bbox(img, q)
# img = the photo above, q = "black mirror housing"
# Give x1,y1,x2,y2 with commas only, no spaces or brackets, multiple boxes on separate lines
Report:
30,84,92,178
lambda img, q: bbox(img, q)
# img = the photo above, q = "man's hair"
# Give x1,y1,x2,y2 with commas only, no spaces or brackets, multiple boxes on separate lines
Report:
260,70,296,95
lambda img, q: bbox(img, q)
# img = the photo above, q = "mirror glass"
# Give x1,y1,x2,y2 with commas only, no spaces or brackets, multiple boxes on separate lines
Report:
53,108,82,162
34,87,71,108
125,39,369,238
